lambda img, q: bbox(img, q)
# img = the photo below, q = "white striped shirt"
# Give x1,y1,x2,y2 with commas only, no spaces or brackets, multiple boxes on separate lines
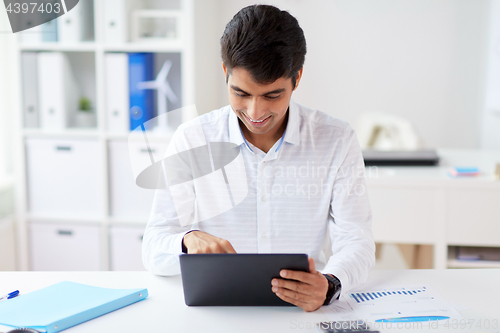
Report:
142,99,375,295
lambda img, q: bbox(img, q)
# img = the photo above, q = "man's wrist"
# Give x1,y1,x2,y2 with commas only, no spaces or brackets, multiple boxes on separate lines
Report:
181,230,197,253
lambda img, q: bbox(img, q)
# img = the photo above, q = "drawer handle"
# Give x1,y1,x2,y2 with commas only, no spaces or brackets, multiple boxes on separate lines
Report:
58,230,73,236
140,149,155,154
56,146,72,151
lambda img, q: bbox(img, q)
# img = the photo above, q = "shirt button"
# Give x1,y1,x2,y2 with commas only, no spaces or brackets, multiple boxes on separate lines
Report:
261,196,267,202
261,233,267,239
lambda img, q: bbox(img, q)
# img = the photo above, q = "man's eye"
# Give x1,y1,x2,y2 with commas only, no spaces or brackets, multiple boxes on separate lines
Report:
235,92,247,98
266,95,280,100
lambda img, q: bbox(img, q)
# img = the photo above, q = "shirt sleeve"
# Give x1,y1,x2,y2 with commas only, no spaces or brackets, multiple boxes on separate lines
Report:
141,130,198,276
321,126,376,296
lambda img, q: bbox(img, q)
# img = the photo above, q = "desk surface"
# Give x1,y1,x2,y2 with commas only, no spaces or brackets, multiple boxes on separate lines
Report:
365,149,500,186
1,269,499,333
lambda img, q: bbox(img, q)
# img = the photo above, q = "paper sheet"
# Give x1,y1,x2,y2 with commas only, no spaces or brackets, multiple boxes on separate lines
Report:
320,285,463,326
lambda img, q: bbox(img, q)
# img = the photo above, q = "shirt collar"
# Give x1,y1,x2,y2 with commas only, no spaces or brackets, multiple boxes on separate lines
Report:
228,99,301,153
228,106,252,152
283,99,300,146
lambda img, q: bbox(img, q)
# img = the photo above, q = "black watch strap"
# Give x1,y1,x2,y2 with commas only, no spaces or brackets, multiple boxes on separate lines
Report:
323,274,342,305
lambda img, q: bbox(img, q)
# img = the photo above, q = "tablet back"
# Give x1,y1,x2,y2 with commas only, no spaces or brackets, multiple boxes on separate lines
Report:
179,253,309,306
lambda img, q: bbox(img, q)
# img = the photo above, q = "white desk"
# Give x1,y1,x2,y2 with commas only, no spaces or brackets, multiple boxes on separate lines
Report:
366,149,500,269
1,269,499,333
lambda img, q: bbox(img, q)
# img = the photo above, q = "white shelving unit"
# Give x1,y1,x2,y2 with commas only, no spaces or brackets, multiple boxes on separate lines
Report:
14,0,195,271
368,149,500,269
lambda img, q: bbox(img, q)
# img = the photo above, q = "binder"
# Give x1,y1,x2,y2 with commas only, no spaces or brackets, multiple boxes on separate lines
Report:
41,1,59,42
129,53,155,131
37,52,79,130
19,25,43,44
57,0,94,43
21,52,40,128
0,281,148,333
104,0,136,44
105,53,130,133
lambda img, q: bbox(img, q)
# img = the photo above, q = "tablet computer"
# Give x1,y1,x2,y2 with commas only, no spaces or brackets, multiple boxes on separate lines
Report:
179,253,309,306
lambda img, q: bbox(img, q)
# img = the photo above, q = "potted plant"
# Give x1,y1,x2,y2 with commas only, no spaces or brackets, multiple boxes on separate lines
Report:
75,97,96,128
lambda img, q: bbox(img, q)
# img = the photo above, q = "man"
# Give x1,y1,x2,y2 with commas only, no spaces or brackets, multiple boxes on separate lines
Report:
143,4,375,312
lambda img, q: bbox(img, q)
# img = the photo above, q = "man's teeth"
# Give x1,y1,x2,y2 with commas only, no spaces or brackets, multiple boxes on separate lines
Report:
248,116,266,123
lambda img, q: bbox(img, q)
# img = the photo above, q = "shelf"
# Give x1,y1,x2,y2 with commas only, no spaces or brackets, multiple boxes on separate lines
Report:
103,43,185,53
23,128,101,139
108,217,149,226
447,259,500,269
19,43,98,52
26,214,103,225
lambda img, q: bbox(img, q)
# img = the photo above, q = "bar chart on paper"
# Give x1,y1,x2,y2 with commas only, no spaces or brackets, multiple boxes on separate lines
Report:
350,287,427,303
343,285,463,323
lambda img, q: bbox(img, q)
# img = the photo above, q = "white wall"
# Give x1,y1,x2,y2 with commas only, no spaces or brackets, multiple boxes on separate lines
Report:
204,0,491,149
480,0,500,149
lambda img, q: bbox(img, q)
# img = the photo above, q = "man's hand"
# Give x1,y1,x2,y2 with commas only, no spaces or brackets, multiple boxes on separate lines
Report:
183,231,237,254
271,257,328,312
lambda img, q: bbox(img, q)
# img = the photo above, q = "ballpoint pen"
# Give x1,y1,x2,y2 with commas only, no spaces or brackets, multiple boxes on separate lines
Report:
375,316,450,322
0,290,19,302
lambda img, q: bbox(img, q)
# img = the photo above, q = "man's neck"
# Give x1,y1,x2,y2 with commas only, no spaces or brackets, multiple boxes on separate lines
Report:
240,111,288,154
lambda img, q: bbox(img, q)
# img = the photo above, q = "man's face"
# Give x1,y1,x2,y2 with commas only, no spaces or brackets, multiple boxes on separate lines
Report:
223,65,302,138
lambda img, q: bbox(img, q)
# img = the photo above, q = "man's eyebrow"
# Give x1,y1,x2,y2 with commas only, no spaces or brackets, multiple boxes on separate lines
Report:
230,85,286,96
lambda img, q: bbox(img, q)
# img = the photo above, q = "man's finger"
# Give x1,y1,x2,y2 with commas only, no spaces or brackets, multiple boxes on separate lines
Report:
274,286,310,303
275,291,318,312
218,238,237,253
280,269,317,284
272,278,313,295
308,257,316,274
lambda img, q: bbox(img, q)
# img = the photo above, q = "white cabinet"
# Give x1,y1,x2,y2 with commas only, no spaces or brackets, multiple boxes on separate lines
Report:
0,218,16,271
25,138,104,219
367,149,500,269
446,189,500,246
109,225,146,271
108,140,165,220
29,222,101,271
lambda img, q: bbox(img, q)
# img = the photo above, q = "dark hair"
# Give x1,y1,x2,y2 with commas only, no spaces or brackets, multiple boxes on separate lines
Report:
220,4,306,89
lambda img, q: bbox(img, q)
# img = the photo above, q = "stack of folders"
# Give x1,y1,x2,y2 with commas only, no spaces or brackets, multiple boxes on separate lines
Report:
19,0,94,44
22,52,161,133
0,281,148,333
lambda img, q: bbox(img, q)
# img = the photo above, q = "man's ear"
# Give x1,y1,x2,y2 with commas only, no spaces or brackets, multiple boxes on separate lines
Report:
222,62,229,83
293,67,304,91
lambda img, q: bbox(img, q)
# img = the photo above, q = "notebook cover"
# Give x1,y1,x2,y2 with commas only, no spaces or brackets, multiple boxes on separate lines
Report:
0,281,148,333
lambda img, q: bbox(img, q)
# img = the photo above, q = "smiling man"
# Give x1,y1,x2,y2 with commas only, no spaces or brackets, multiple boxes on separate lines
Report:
143,4,375,312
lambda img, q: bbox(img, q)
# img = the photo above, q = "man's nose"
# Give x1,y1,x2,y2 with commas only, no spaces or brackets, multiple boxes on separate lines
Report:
246,98,265,120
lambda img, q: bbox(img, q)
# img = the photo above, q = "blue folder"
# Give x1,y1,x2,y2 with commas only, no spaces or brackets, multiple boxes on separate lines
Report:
0,281,148,333
129,53,155,131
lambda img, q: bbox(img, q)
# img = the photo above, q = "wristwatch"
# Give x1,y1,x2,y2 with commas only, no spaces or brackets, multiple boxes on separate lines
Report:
323,274,342,305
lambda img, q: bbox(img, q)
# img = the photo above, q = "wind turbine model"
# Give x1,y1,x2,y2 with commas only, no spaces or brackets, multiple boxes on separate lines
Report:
137,60,178,132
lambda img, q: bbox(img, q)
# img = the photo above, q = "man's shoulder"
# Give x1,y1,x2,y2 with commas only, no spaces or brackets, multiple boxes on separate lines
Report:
295,101,353,134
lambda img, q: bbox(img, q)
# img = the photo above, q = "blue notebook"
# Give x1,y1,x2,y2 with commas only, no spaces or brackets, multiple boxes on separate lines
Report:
0,281,148,333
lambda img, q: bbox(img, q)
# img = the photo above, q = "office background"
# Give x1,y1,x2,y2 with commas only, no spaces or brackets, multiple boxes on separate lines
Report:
0,0,499,272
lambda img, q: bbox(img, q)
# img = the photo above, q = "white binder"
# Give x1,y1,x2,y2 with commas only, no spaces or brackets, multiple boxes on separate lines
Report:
57,0,94,43
37,52,79,130
21,52,40,128
104,0,133,44
19,25,43,44
105,53,130,133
